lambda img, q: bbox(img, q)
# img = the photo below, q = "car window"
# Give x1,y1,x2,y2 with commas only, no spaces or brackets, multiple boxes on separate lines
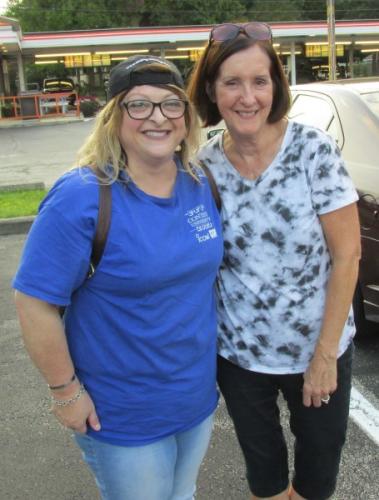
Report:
360,92,379,118
289,93,343,147
46,83,72,91
43,80,74,92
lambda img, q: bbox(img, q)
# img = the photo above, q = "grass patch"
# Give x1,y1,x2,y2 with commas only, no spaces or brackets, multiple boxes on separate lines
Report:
0,189,47,218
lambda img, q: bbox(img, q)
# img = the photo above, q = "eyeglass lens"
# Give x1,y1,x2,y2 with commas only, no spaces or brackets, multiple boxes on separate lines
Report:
211,22,271,42
244,22,272,40
123,99,187,119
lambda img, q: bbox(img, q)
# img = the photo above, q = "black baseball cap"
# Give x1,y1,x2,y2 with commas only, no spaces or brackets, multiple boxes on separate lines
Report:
107,55,184,100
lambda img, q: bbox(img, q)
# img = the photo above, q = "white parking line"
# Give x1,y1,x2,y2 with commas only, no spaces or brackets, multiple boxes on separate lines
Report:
350,386,379,446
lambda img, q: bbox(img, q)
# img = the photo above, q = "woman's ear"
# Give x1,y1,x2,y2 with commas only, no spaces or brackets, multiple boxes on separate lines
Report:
205,82,216,103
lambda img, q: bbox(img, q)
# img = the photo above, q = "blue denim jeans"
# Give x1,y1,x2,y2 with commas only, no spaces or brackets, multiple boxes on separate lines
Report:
217,343,354,500
74,413,214,500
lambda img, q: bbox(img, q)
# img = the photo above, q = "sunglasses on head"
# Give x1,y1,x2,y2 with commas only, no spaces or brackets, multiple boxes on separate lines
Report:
209,22,272,44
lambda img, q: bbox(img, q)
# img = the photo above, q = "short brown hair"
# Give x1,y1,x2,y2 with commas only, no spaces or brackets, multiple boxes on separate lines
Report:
187,36,291,127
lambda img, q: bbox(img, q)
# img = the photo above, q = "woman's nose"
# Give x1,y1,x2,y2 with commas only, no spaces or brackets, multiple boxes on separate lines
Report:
240,85,257,104
149,104,167,122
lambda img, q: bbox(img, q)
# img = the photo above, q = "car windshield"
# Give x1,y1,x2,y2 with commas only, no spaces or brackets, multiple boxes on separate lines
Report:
360,91,379,117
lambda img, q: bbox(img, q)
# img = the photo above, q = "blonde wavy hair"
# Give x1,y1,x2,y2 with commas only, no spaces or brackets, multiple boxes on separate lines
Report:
76,71,200,183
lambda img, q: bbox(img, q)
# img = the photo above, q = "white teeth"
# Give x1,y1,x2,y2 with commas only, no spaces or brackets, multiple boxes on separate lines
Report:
237,110,258,117
144,130,168,137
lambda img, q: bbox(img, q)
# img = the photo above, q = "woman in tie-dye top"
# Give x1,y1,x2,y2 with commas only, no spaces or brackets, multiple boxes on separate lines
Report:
188,21,361,500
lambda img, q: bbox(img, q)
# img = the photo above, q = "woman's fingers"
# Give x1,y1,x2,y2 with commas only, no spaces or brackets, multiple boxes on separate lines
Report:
51,392,100,432
303,353,337,407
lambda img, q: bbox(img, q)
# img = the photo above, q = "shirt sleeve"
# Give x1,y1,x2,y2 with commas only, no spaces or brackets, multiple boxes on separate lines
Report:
308,129,359,215
12,169,99,306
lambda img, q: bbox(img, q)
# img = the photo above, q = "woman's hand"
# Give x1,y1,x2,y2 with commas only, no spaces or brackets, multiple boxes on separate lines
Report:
51,388,101,434
302,348,337,407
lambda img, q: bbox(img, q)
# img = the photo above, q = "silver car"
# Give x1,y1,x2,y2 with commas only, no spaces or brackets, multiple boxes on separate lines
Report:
289,81,379,335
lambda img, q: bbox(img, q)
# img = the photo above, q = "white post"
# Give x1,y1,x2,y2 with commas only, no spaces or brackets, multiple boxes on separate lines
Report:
327,0,337,80
16,52,26,92
290,42,297,85
1,58,11,95
348,43,355,78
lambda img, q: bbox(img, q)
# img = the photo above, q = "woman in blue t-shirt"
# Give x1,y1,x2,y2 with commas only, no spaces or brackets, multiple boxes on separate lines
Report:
13,55,223,500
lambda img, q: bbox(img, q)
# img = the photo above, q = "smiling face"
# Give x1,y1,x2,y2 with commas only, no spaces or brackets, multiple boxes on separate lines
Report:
119,85,187,168
214,44,274,139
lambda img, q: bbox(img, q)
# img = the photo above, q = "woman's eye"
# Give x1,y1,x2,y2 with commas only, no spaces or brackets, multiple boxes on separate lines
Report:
256,79,268,86
129,101,149,110
164,100,182,110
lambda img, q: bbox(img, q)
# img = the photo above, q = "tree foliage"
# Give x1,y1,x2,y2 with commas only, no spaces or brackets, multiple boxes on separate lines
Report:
140,0,246,27
4,0,379,32
335,0,379,20
240,0,304,22
5,0,143,31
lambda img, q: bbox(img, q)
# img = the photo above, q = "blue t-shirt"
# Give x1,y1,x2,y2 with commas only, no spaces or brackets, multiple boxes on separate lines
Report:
13,161,223,445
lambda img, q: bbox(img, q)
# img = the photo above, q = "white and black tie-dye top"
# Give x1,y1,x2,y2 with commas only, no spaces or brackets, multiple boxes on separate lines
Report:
197,121,358,374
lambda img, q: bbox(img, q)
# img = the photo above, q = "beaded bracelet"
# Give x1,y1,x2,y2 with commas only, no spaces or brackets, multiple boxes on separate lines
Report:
48,373,76,391
51,384,86,407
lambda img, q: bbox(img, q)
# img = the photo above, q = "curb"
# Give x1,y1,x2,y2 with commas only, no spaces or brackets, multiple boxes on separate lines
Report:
0,116,84,129
0,216,35,236
0,183,44,235
0,182,45,192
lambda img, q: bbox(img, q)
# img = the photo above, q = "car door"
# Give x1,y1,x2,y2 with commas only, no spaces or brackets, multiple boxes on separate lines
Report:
289,89,379,330
357,194,379,324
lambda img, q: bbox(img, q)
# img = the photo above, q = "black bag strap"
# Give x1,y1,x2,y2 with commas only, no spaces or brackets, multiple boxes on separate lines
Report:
59,174,112,317
87,175,112,278
201,164,222,212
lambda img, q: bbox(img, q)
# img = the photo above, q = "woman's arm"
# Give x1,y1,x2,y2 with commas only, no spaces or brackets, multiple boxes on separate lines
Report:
14,291,101,432
302,202,361,408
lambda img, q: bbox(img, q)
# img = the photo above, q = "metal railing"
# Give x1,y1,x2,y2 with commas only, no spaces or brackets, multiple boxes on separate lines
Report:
0,92,80,120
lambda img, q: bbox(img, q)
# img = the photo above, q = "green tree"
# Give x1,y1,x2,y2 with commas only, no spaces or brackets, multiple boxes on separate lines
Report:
140,0,247,27
335,0,379,20
5,0,143,31
241,0,379,22
240,0,327,22
25,62,66,82
5,0,379,31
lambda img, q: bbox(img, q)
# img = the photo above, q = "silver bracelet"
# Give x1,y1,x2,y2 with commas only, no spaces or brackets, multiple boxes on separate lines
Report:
48,373,76,391
51,384,86,407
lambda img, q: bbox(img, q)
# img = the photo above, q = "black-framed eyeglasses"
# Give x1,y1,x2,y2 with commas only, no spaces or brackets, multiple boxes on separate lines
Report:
121,99,188,120
210,22,272,44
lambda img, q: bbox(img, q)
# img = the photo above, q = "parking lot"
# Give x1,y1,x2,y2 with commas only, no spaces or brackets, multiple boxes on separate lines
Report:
0,120,378,499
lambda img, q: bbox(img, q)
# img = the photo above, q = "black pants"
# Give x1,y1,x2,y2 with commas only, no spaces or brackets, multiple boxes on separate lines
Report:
217,343,354,500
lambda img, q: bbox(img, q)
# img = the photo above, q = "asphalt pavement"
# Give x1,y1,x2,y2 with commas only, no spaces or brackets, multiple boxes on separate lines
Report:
0,120,378,499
